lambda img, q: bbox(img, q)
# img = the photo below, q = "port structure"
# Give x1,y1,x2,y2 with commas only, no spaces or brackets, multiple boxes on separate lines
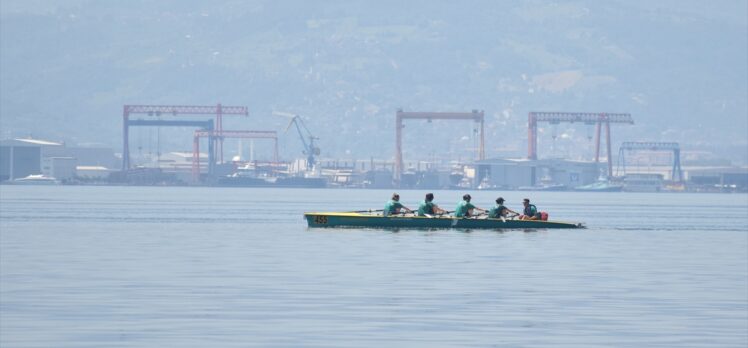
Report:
395,109,485,186
528,112,634,177
616,142,683,182
273,112,320,170
122,104,249,170
192,130,279,182
125,118,214,169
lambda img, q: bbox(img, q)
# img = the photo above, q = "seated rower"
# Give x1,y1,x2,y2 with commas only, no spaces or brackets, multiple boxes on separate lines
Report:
383,193,412,216
417,193,447,216
488,197,519,219
454,194,486,218
520,198,542,220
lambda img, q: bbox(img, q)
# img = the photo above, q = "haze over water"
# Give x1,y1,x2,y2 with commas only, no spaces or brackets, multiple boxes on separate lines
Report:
1,186,746,347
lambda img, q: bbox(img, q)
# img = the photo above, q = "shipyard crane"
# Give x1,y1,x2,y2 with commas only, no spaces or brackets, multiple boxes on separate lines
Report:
616,142,683,182
528,112,634,178
121,104,249,170
273,111,320,169
395,109,485,186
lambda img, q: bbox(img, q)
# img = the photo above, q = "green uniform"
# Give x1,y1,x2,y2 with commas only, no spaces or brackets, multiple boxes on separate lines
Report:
384,199,405,216
454,200,476,217
523,204,539,218
488,204,507,218
417,200,438,216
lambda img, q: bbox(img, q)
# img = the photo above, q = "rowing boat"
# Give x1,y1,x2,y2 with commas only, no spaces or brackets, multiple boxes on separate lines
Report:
304,212,584,229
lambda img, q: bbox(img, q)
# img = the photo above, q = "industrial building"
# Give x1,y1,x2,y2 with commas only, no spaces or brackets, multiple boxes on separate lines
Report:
0,138,63,181
41,157,77,182
1,138,117,183
472,158,600,189
686,167,748,192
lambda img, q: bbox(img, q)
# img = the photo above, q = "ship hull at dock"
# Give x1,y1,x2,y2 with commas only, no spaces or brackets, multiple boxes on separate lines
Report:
304,212,584,229
216,176,327,188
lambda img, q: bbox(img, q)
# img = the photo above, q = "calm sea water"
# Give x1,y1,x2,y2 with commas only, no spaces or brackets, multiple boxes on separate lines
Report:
1,186,746,347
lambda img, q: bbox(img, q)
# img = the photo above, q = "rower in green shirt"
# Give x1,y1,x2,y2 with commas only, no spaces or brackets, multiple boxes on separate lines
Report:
417,193,447,216
488,197,519,219
383,193,412,216
454,194,486,218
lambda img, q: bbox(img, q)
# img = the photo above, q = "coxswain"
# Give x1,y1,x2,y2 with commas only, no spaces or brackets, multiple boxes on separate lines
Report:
520,198,542,220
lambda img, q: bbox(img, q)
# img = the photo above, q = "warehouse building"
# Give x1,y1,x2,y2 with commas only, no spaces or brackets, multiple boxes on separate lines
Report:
0,138,63,181
472,158,600,189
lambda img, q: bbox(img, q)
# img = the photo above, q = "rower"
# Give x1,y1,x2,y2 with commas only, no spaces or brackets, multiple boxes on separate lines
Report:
488,197,519,219
417,193,447,216
454,194,486,218
383,193,412,216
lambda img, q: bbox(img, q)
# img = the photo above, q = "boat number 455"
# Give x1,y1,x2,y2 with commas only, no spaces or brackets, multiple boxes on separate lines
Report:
313,215,328,224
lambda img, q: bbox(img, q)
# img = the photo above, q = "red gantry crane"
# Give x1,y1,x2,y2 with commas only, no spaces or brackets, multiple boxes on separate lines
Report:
395,109,485,186
122,104,249,170
528,112,634,177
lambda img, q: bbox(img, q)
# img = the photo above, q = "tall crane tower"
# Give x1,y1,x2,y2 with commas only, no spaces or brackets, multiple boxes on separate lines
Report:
273,112,320,170
528,112,634,177
617,142,683,182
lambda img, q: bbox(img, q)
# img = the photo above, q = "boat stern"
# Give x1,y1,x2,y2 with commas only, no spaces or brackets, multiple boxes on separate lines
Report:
305,212,332,227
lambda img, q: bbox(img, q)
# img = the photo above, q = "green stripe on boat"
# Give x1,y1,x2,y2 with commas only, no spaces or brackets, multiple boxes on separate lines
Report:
304,212,584,229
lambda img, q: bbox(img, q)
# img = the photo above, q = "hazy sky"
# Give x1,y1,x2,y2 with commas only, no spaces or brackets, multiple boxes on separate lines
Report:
1,0,746,163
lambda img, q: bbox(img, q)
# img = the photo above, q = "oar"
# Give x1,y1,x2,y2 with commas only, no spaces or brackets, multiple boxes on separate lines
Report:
423,210,452,218
503,213,521,220
424,210,450,218
495,213,519,221
349,209,384,213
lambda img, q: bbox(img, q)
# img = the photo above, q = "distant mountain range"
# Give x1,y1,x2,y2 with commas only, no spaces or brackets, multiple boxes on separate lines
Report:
1,0,746,164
